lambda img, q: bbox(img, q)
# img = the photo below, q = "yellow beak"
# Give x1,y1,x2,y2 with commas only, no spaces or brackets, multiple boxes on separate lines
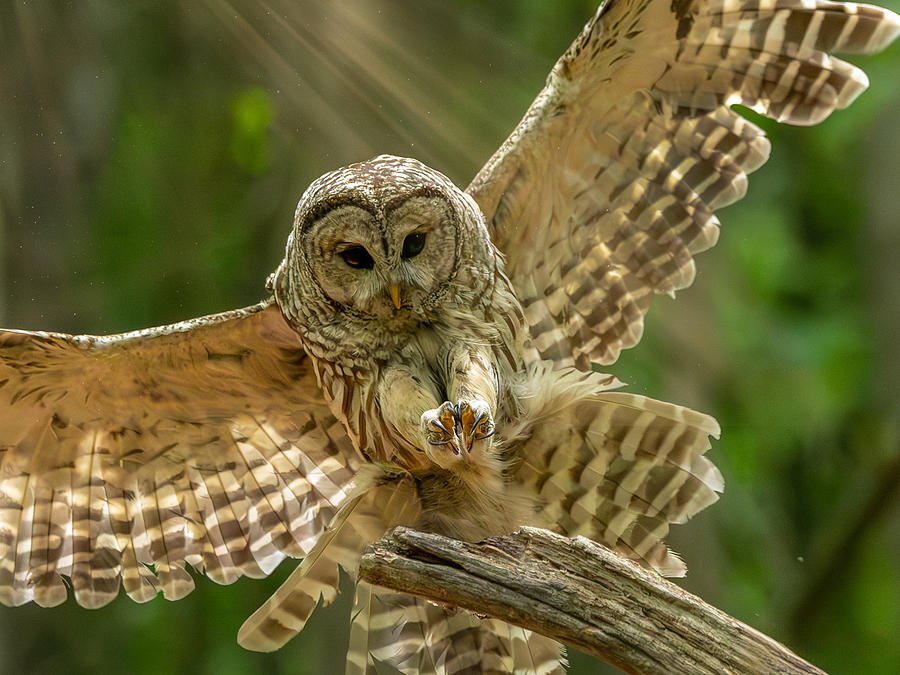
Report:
388,285,402,309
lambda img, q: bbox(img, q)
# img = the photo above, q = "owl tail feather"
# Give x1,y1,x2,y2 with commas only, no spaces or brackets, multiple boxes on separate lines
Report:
346,581,565,675
238,466,419,652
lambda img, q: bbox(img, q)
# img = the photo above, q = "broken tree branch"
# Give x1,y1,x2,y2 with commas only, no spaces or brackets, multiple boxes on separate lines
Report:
358,526,823,675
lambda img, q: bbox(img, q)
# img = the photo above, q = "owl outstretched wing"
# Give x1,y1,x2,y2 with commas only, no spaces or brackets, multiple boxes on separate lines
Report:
0,299,361,609
467,0,900,368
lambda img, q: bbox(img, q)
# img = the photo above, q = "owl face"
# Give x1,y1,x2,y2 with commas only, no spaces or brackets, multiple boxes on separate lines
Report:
273,155,497,360
303,192,459,320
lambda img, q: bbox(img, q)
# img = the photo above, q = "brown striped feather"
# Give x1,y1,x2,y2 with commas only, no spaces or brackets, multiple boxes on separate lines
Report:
515,373,723,577
0,301,361,608
346,583,564,675
238,472,420,653
468,0,900,368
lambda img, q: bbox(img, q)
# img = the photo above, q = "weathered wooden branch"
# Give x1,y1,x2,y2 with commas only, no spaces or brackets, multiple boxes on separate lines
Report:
358,526,824,675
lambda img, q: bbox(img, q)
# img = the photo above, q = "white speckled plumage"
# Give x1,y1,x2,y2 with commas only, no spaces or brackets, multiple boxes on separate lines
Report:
1,1,898,672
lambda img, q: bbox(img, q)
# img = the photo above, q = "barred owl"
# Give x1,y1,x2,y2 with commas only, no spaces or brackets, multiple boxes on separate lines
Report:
1,1,898,673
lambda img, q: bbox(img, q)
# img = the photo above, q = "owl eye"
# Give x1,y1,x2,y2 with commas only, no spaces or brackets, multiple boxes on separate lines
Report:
401,232,426,259
338,246,374,269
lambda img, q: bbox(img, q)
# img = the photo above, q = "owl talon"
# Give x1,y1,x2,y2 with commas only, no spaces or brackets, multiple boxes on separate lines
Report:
421,399,493,465
427,418,450,438
468,409,495,440
426,418,456,452
423,402,462,453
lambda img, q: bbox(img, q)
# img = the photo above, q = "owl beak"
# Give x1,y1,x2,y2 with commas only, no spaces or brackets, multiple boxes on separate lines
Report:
388,285,403,309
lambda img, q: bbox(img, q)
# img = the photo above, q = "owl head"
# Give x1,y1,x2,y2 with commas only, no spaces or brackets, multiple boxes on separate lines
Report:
273,155,497,362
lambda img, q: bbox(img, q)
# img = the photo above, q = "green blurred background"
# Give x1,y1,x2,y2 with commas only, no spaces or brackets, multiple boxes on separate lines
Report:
1,1,898,673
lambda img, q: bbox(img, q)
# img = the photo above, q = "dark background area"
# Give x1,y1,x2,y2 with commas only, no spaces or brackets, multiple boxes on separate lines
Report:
1,1,898,673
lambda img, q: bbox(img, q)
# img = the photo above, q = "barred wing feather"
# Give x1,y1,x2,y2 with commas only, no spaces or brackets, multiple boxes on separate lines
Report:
516,379,723,577
467,0,900,368
0,300,361,609
238,475,421,653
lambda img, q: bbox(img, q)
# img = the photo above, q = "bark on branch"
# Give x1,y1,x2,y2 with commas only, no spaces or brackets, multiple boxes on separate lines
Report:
358,526,823,675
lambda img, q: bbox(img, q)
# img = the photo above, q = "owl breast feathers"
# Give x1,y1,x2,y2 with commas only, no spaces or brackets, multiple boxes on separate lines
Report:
1,1,898,673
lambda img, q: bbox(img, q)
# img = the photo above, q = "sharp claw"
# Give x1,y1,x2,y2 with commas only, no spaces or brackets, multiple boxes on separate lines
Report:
423,400,493,460
427,436,461,455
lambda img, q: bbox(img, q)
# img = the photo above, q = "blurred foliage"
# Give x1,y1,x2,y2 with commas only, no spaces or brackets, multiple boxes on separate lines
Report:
0,0,898,673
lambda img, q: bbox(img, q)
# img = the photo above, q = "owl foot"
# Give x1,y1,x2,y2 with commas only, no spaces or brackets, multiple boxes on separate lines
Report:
421,400,494,465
